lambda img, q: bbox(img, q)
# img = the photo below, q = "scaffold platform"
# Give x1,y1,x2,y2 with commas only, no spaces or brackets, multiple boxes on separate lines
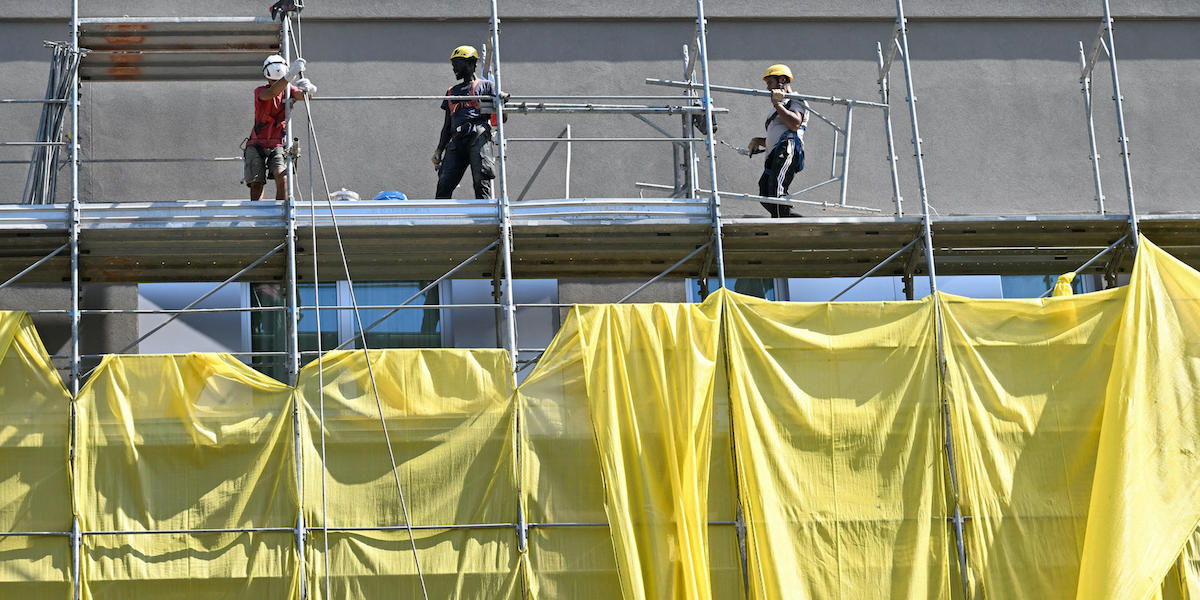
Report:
1,201,1194,284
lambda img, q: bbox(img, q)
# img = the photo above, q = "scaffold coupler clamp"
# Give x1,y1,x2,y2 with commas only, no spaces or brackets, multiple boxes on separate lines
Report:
286,137,301,161
239,138,249,185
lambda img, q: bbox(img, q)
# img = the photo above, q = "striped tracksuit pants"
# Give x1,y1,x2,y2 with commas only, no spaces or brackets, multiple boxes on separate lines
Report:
757,134,805,218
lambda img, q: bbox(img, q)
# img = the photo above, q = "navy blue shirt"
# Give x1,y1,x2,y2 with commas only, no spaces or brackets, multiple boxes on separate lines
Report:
441,79,496,129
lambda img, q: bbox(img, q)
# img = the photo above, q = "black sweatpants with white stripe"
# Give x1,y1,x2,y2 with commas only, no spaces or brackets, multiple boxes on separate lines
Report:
757,137,805,218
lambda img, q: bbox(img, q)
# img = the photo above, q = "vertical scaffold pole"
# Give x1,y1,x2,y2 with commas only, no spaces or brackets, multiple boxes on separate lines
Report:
681,44,699,200
68,4,82,397
489,0,525,555
838,102,855,207
564,124,572,198
69,4,83,596
488,0,518,378
876,42,903,216
895,0,936,289
1078,42,1105,215
282,13,300,383
280,16,307,600
894,1,971,596
1101,0,1139,248
694,0,727,289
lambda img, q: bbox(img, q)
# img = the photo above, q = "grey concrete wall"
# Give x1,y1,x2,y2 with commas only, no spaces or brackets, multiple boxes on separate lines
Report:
2,0,1199,19
2,8,1197,216
0,283,138,379
0,2,1197,335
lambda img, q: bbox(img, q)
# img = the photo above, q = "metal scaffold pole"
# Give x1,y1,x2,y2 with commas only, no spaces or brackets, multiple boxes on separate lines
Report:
694,0,727,288
1078,41,1106,215
895,0,936,289
68,5,81,398
280,15,308,600
283,20,301,383
489,0,526,558
893,1,971,596
876,42,904,216
69,3,83,597
1101,0,1139,249
489,0,518,377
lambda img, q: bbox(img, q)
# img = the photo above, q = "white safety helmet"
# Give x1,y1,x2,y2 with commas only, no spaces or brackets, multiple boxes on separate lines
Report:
263,54,288,80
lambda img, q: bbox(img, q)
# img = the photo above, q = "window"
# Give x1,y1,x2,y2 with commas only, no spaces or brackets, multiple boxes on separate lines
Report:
251,281,442,380
688,278,786,302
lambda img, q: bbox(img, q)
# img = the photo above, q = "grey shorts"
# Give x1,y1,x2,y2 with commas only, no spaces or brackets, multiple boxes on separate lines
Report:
243,145,287,185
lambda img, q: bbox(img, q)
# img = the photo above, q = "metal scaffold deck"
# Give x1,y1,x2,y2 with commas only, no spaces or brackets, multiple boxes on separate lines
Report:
1,201,1197,283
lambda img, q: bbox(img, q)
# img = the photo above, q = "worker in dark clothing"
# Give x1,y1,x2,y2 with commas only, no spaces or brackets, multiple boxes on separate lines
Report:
747,64,807,218
432,45,507,199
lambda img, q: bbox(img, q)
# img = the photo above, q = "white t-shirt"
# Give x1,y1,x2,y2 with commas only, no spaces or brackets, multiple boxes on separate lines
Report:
764,99,806,148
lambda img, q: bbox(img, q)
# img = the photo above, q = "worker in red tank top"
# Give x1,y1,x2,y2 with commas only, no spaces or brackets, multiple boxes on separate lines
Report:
243,54,317,201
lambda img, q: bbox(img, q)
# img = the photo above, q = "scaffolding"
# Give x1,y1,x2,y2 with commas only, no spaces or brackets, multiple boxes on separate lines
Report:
0,0,1185,596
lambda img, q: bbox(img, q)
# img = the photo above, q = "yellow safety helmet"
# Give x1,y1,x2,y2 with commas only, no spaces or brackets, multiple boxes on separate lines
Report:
762,63,793,82
451,45,479,60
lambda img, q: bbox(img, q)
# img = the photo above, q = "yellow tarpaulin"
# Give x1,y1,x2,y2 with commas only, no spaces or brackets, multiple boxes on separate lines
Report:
1161,527,1200,600
1077,238,1200,600
723,292,949,599
4,235,1200,599
519,314,624,598
0,311,71,597
75,353,297,599
520,298,742,600
295,349,519,599
940,288,1124,597
574,301,722,600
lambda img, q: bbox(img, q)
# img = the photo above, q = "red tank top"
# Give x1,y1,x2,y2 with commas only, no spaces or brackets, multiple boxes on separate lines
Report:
249,84,299,148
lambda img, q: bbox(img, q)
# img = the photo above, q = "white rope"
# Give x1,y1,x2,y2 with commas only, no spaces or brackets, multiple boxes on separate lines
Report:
288,18,430,600
286,14,332,599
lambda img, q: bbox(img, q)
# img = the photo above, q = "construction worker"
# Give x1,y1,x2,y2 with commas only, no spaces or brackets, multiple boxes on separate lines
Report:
747,64,807,218
432,45,506,199
244,54,316,201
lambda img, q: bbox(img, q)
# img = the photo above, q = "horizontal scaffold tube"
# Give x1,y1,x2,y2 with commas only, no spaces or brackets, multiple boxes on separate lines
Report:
506,102,728,115
645,78,888,108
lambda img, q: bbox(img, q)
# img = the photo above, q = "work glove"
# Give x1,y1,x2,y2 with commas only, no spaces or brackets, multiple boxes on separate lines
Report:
432,148,444,170
295,78,317,96
286,58,307,81
771,89,786,104
499,91,511,103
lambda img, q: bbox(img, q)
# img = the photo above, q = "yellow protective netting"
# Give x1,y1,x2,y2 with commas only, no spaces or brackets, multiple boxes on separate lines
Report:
723,293,949,599
576,302,715,600
1161,527,1200,599
940,287,1124,597
520,299,742,600
0,311,71,597
75,353,297,599
574,301,721,600
519,313,624,598
1077,238,1200,600
4,235,1200,599
295,349,519,599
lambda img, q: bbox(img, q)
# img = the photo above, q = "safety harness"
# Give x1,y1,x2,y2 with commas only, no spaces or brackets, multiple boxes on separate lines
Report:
764,100,807,150
445,79,483,116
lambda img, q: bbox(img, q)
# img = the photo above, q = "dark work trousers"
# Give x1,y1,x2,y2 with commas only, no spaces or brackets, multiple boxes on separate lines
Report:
757,135,805,218
436,123,495,199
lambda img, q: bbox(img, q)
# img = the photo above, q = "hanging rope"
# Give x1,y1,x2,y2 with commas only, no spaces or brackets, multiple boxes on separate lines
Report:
291,12,334,600
287,16,431,600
